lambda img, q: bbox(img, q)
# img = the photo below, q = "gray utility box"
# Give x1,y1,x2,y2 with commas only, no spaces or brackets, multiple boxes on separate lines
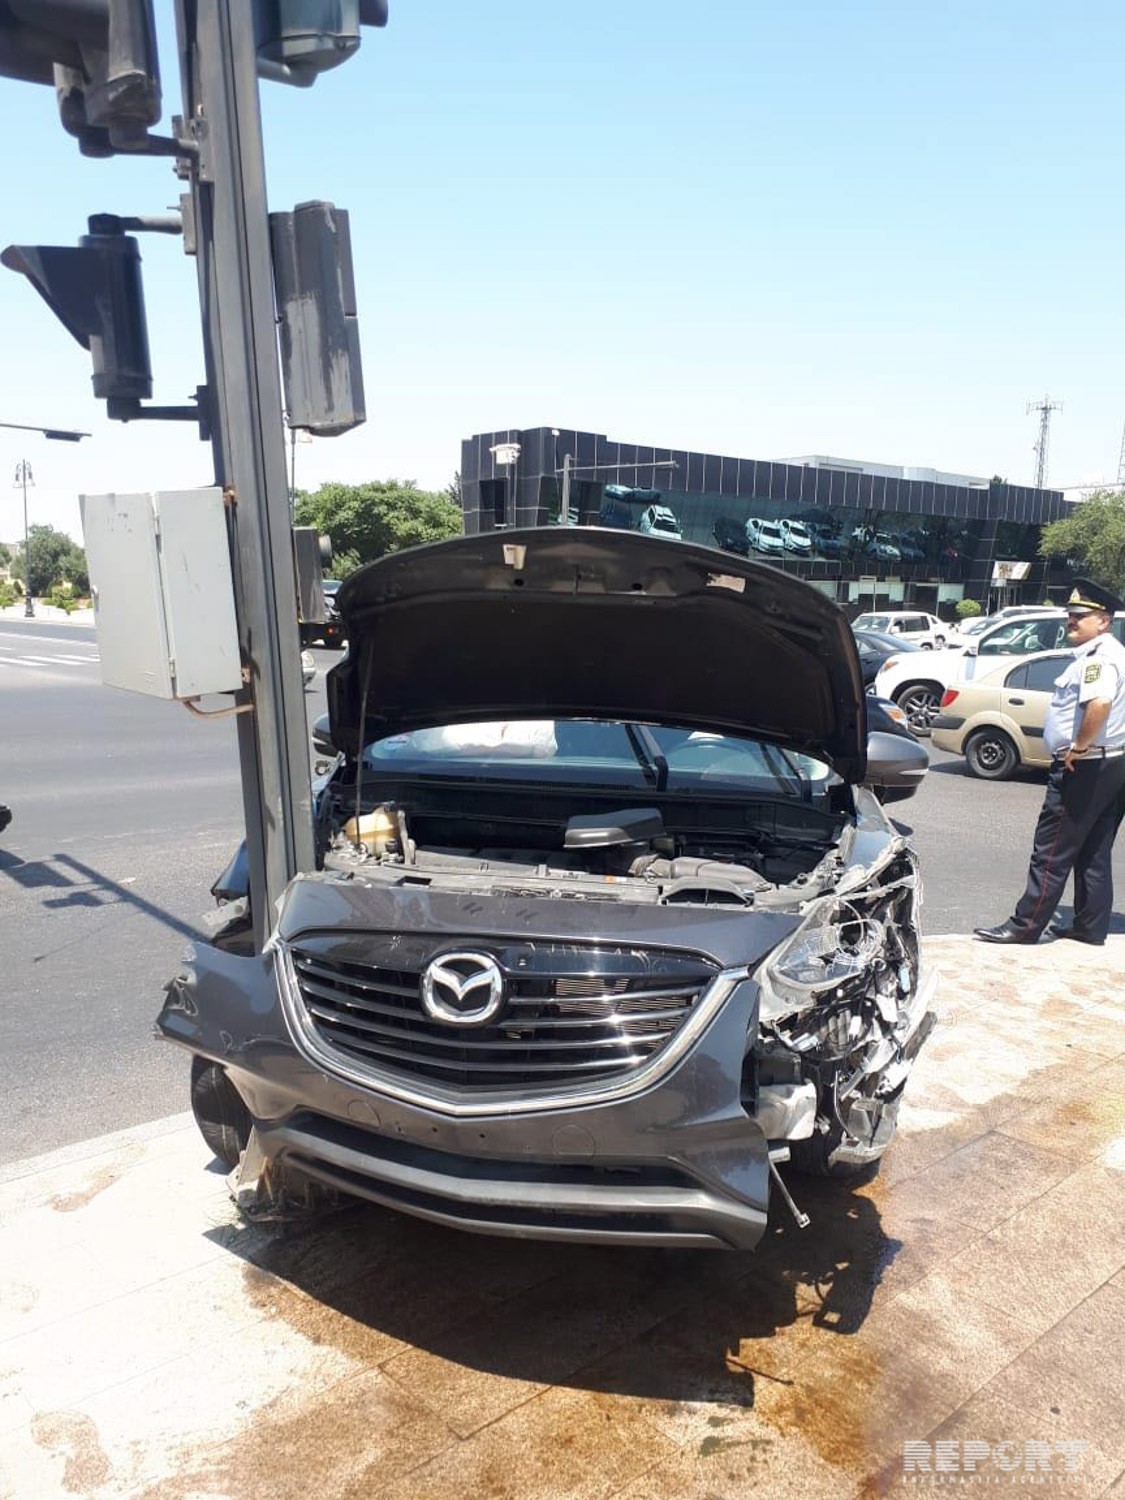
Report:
80,488,242,699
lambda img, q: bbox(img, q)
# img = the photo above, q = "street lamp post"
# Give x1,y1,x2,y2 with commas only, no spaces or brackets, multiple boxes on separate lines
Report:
489,441,521,528
0,422,89,619
13,460,33,616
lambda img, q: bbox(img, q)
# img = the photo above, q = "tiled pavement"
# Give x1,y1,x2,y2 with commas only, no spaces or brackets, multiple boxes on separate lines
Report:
2,935,1123,1499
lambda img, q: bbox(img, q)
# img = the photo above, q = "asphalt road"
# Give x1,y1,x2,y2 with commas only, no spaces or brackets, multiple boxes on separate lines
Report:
0,619,329,1163
1,616,1122,1163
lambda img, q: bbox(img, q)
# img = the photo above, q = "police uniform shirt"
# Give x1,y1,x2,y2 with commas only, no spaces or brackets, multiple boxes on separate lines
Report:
1042,632,1125,755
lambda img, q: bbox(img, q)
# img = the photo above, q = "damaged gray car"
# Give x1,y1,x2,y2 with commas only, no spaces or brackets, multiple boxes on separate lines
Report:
159,529,934,1250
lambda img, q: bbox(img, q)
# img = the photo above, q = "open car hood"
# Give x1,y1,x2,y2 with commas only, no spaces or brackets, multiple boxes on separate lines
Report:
328,528,867,781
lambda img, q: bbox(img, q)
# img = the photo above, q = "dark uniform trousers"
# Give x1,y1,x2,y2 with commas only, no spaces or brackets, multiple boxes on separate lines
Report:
1011,755,1125,942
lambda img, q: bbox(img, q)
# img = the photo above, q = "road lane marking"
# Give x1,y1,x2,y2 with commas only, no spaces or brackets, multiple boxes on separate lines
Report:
0,633,97,650
0,644,98,658
0,657,100,669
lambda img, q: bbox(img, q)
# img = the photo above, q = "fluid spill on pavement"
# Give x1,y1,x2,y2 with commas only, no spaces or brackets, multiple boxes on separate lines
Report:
1042,1093,1125,1134
30,1411,112,1494
133,1372,453,1500
154,1093,1024,1495
238,1261,386,1364
134,1207,889,1496
48,1165,123,1213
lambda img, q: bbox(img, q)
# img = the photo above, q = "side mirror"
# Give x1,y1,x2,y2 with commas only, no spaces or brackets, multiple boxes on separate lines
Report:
864,729,929,804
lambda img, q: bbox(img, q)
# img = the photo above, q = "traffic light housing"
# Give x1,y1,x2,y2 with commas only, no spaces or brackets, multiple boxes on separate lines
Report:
0,0,160,154
2,222,152,404
253,0,388,87
270,201,365,435
292,526,333,627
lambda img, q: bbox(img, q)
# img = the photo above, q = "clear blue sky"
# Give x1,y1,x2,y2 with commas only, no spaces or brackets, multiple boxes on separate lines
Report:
0,1,1122,542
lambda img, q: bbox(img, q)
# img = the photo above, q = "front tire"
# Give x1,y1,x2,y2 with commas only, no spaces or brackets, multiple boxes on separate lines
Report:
964,727,1018,780
894,682,943,734
190,1057,252,1169
789,1123,884,1180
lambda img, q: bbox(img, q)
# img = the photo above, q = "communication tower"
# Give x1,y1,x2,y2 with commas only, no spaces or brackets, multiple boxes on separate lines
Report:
1027,394,1062,489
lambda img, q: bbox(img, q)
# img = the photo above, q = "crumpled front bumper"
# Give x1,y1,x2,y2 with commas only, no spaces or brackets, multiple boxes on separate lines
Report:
158,938,773,1250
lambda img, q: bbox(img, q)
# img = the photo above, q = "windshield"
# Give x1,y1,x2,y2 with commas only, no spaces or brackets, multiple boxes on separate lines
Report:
978,618,1066,656
363,719,833,801
853,614,888,630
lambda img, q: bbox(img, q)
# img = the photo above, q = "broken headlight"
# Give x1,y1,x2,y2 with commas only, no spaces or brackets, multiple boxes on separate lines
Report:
757,902,885,1024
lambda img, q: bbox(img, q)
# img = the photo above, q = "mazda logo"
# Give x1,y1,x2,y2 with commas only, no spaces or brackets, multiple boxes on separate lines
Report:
420,951,506,1027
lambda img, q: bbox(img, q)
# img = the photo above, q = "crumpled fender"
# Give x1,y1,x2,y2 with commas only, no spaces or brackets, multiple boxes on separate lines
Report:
157,942,284,1061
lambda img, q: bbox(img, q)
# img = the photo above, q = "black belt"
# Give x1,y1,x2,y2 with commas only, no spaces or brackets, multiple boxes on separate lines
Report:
1054,746,1125,760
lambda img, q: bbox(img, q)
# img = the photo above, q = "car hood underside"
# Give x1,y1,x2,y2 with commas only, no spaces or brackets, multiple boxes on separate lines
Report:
328,528,867,780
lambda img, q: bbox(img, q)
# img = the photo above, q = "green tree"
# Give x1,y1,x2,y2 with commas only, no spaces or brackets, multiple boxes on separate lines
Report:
294,479,462,567
9,526,88,596
1038,489,1125,594
955,598,982,620
328,547,362,580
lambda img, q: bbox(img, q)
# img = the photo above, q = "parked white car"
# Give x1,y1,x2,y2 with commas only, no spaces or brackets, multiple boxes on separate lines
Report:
941,614,993,648
851,611,948,650
873,611,1070,731
943,606,1058,649
745,517,785,555
778,518,813,554
638,505,682,540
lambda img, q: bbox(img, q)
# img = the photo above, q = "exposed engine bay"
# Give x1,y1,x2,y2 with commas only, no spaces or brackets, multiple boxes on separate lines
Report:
317,772,852,907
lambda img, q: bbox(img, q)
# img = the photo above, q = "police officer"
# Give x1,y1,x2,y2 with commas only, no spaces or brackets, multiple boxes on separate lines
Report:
974,579,1125,946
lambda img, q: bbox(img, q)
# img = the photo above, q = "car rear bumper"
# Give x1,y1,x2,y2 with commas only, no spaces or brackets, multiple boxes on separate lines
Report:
931,724,964,754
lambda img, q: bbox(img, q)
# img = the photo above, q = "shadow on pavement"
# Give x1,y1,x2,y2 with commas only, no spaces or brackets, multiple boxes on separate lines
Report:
205,1164,897,1411
926,759,1046,784
0,849,204,945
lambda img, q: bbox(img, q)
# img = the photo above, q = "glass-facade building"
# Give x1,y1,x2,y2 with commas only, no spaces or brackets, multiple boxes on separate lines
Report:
460,427,1073,616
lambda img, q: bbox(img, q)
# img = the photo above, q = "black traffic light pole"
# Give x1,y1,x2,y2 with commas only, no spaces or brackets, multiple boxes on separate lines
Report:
173,0,314,946
0,1,380,950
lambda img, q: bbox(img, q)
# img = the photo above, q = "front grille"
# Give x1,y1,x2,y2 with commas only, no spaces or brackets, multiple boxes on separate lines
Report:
284,934,717,1091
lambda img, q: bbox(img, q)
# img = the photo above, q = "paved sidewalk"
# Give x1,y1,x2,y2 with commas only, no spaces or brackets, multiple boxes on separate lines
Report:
0,605,94,625
0,606,93,624
2,935,1123,1500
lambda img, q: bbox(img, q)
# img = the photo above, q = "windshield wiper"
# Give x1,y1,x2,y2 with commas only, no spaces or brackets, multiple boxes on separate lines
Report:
624,723,669,792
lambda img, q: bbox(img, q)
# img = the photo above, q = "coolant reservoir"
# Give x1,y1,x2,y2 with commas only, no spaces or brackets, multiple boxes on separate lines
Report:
343,805,399,857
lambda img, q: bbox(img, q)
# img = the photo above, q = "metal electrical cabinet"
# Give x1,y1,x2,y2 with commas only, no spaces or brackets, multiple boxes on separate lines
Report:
80,488,242,699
